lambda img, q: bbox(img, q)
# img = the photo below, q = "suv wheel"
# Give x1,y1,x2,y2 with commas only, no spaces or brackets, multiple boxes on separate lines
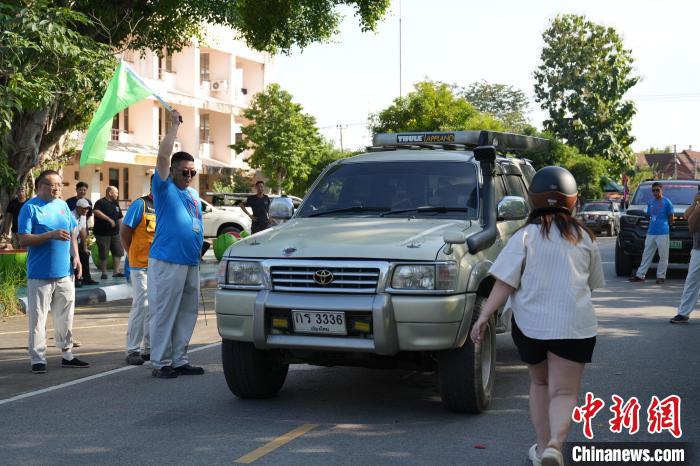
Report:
436,297,496,413
615,241,633,277
221,339,289,399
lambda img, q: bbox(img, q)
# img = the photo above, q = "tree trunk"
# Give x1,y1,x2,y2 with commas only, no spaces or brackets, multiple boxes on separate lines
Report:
0,107,50,214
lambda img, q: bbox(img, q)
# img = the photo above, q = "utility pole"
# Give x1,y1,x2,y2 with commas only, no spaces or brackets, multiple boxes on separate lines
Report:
673,144,677,179
399,0,402,97
336,124,348,152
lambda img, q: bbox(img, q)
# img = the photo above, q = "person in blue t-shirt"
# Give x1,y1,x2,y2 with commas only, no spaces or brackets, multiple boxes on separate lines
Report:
147,109,205,379
630,182,674,284
18,170,90,374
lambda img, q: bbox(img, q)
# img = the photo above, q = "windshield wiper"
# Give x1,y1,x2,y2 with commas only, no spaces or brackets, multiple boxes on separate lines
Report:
380,206,470,217
307,206,390,217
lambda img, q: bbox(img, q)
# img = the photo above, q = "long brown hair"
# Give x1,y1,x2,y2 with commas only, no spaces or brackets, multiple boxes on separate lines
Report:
525,208,595,244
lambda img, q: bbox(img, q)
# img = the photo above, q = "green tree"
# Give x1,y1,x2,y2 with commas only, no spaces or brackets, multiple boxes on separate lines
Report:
534,14,639,173
291,143,354,196
0,0,390,213
563,154,608,201
461,81,532,132
233,84,327,194
369,81,504,134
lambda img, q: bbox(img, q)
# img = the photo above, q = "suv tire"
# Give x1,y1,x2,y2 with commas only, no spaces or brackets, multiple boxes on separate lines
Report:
436,297,496,413
222,339,289,399
615,241,633,277
219,225,242,236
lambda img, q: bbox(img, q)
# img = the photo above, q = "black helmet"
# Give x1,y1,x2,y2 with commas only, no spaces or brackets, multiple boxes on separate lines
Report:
528,166,578,213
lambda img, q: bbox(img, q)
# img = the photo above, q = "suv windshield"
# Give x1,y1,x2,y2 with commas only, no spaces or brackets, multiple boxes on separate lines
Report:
631,183,699,206
297,161,478,219
583,202,612,212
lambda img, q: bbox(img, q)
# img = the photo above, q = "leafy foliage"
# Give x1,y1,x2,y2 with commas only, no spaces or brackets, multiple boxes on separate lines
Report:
210,168,251,193
563,154,608,201
369,81,504,134
233,84,327,194
534,14,639,173
291,143,354,196
461,81,532,132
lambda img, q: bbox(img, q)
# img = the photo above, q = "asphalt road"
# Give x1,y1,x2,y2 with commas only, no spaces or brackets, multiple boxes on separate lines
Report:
1,237,698,465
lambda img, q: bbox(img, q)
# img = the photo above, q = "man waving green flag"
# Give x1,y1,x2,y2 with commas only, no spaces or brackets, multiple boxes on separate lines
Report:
80,61,162,166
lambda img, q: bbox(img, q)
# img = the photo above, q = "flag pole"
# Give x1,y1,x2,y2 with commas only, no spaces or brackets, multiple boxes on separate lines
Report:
122,60,175,113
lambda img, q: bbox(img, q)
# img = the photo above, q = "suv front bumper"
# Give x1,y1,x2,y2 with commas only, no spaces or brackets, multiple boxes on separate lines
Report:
216,289,476,355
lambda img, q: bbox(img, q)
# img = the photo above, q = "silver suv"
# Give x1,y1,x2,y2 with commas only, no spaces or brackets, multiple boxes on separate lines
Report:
215,131,547,413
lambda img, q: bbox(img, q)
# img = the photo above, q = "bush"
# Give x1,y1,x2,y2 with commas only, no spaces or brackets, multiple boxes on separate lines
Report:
564,154,608,201
0,253,26,317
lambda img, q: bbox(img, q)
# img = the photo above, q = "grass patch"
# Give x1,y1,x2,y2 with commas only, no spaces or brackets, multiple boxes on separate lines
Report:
0,258,26,317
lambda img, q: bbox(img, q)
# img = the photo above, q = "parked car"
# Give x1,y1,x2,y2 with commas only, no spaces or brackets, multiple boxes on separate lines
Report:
615,180,700,276
215,130,548,413
201,199,251,237
207,192,303,211
576,200,621,236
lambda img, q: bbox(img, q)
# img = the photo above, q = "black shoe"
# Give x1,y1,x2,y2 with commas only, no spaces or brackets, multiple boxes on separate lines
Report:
62,357,90,368
101,273,108,280
31,363,47,374
72,339,81,348
670,314,690,324
113,272,125,278
84,279,100,285
126,352,144,365
141,353,150,361
152,366,178,378
173,364,204,375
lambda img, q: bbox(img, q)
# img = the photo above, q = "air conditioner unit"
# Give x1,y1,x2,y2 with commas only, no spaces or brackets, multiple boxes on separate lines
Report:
211,80,228,92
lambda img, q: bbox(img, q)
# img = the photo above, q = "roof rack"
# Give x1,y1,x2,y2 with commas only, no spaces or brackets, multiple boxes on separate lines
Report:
370,130,549,154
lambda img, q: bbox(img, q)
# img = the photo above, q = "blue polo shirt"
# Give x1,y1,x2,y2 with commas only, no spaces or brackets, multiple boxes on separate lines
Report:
18,197,77,279
149,169,203,266
647,197,674,235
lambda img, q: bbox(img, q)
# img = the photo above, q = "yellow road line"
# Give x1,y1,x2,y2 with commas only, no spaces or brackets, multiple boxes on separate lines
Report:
234,423,318,464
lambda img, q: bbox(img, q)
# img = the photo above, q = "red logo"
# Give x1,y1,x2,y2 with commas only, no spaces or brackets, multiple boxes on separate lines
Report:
572,392,605,439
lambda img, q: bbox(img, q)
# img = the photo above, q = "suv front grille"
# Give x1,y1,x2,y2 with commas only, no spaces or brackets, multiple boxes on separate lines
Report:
270,266,380,293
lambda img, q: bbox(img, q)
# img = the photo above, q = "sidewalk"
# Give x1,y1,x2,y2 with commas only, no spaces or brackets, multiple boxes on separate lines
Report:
14,249,221,313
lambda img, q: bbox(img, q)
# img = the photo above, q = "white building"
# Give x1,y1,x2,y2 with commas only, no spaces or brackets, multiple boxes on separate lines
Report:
65,25,272,205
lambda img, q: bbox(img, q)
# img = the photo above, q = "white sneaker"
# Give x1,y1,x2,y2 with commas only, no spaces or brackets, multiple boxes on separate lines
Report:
541,447,563,466
529,444,542,466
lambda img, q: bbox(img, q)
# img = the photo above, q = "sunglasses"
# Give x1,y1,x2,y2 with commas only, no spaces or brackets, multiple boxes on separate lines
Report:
652,189,661,192
180,169,197,178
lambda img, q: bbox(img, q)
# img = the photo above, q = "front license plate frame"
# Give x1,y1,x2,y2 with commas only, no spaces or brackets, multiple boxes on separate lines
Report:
669,240,683,250
291,310,347,335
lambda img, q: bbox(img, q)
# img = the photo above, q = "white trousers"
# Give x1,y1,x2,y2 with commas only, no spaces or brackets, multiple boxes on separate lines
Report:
125,268,150,355
678,249,700,317
636,234,670,279
147,258,199,369
27,276,74,364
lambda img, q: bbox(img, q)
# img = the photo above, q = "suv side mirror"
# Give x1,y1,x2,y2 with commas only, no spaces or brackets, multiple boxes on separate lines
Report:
204,203,213,213
497,196,529,221
270,197,294,221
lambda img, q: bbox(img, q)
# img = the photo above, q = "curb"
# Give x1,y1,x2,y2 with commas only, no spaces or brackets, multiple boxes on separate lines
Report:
17,273,219,314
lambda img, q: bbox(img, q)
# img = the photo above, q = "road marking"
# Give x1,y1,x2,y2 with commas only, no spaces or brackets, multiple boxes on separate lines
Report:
234,423,318,464
0,342,221,406
0,315,211,336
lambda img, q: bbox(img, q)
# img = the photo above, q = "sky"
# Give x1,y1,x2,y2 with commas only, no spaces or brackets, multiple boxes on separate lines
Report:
274,0,700,154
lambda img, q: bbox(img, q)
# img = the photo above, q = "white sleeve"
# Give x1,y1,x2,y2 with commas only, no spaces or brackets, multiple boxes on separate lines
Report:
588,240,606,290
489,228,527,289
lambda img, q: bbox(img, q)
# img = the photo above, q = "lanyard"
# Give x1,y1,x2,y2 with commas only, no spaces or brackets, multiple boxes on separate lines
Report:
184,190,201,220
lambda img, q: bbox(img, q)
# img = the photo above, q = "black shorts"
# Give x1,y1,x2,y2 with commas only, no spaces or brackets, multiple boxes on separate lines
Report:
511,317,596,365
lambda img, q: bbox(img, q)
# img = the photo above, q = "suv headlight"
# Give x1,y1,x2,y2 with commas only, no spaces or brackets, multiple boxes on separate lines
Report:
600,215,609,221
391,262,458,291
218,260,265,287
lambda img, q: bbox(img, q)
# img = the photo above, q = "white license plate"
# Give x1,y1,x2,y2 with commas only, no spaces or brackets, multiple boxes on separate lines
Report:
670,240,683,249
291,310,347,335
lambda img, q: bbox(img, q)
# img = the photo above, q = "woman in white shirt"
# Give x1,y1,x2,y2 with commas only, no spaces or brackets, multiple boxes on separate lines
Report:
471,166,605,466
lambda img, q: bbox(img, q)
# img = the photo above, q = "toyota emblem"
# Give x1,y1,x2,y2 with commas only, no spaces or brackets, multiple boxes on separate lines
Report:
313,269,334,286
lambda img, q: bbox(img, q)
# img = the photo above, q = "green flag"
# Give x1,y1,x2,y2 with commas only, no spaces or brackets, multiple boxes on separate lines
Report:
80,61,156,166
